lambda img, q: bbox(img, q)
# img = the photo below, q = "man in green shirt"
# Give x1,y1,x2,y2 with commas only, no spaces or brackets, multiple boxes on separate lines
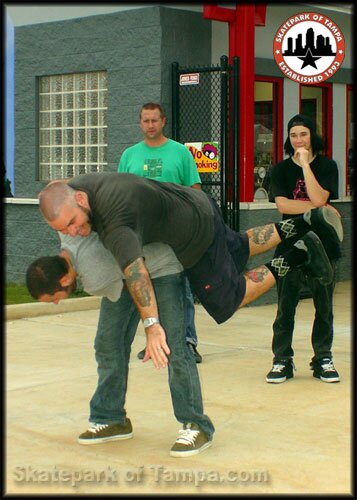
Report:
118,102,202,363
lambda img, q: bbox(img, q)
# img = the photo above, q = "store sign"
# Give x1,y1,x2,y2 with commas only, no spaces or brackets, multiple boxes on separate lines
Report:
273,12,345,83
185,142,219,173
179,73,200,86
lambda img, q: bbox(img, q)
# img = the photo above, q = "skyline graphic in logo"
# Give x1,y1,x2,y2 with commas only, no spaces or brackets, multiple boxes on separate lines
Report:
274,12,345,84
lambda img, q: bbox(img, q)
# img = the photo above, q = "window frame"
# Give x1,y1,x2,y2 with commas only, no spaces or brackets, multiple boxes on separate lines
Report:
253,75,284,199
37,70,108,181
299,82,332,159
346,84,354,197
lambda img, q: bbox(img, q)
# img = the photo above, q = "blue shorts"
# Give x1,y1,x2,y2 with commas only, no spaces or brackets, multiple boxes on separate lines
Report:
186,198,249,324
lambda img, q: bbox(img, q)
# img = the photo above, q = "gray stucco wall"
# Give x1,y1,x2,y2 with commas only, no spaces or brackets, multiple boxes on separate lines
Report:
14,6,211,197
5,201,60,284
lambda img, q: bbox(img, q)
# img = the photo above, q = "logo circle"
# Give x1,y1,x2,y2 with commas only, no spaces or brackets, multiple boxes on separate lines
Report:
273,12,345,83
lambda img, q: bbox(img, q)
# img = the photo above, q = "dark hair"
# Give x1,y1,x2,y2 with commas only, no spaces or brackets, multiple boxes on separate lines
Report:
26,256,69,299
140,102,165,119
284,114,325,156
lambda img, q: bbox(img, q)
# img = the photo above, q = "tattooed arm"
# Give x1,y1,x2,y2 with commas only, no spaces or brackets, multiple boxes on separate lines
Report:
124,257,170,369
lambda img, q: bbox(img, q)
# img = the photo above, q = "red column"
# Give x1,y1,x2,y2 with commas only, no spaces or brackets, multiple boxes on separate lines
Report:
230,5,255,201
203,4,266,202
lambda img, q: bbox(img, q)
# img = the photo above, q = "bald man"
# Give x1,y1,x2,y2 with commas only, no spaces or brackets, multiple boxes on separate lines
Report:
38,173,342,370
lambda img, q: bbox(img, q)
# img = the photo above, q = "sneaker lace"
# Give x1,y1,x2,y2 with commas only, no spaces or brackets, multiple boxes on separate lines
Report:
320,359,336,372
176,427,200,446
271,363,286,373
87,423,109,434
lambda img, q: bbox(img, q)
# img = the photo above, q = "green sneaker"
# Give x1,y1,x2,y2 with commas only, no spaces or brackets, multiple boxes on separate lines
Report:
78,419,133,445
170,423,212,457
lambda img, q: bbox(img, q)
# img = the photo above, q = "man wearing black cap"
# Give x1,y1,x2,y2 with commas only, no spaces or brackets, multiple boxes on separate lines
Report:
267,114,342,384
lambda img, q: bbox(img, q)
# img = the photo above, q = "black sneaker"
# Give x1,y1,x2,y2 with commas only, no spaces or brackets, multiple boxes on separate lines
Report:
137,348,145,360
187,342,202,363
266,359,295,383
304,206,343,245
294,231,333,285
311,358,340,383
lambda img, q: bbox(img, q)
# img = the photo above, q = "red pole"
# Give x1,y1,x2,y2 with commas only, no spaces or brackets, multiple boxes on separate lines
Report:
229,5,256,201
203,4,267,201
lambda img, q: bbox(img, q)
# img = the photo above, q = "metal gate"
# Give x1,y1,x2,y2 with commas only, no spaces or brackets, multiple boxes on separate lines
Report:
172,56,240,230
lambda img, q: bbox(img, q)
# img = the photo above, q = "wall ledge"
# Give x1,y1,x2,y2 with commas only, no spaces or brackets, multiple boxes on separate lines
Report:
4,196,352,209
5,296,101,321
239,196,352,210
4,197,39,205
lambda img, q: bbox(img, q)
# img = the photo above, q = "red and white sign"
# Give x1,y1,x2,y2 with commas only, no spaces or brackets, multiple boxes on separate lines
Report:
273,12,345,84
179,73,200,86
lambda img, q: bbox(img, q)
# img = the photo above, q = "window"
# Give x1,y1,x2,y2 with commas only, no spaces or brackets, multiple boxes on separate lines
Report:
300,83,332,158
254,77,283,200
38,71,107,180
346,85,354,196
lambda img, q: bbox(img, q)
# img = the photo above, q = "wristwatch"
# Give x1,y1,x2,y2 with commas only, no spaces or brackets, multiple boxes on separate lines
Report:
143,317,160,329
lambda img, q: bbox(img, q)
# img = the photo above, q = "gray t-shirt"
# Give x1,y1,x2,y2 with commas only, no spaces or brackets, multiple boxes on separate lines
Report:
68,172,214,270
60,232,183,302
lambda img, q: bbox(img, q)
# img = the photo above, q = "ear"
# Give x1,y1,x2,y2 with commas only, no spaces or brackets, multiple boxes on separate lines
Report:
74,190,89,209
59,273,73,287
162,116,167,127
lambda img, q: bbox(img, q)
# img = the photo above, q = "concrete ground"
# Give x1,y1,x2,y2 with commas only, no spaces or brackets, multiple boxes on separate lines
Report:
5,281,352,495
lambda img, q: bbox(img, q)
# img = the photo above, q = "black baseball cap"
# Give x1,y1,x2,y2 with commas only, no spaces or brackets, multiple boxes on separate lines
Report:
288,114,316,134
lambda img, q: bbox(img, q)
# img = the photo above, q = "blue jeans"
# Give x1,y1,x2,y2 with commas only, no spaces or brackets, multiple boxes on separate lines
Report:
89,272,214,439
184,275,198,346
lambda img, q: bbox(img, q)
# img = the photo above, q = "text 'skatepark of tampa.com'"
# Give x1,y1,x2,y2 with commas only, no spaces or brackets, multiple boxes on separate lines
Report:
13,465,270,488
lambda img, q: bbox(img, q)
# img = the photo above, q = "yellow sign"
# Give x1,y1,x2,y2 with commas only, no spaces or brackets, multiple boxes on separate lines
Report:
185,142,219,173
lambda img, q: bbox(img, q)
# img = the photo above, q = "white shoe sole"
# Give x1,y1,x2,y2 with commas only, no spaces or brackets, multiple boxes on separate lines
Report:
316,375,340,383
170,440,212,457
78,432,133,445
320,206,344,242
305,206,344,243
266,377,287,383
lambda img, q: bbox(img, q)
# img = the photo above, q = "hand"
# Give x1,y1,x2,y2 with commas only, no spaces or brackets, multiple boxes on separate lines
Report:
293,147,310,168
142,323,170,369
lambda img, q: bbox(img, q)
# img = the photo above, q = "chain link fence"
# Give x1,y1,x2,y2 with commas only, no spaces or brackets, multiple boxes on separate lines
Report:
172,56,240,231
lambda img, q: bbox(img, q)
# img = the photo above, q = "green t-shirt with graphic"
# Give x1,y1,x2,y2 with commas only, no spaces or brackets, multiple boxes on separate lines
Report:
118,139,201,187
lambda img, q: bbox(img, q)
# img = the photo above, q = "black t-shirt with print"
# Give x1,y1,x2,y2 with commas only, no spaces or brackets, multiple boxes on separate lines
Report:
269,154,341,260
